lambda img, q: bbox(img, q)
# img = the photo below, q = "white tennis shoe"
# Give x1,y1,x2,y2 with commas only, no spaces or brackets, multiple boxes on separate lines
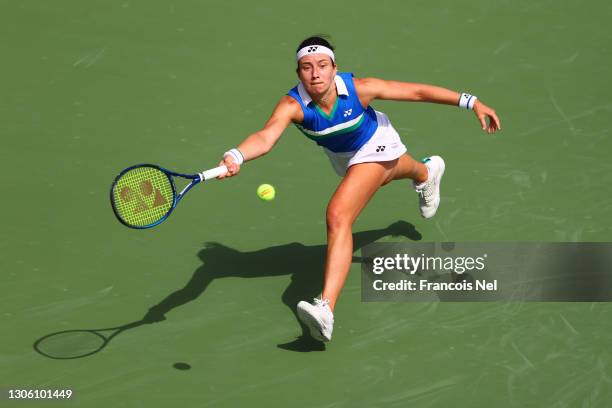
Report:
413,156,445,219
297,298,334,342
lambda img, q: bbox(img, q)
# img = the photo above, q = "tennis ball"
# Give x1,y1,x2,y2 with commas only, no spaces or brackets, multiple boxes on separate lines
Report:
257,184,275,201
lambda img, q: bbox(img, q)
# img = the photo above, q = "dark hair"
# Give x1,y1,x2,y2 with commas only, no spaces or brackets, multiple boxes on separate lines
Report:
296,35,336,67
296,35,335,53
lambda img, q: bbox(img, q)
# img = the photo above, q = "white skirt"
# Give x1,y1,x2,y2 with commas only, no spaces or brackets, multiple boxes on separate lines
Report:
323,110,408,177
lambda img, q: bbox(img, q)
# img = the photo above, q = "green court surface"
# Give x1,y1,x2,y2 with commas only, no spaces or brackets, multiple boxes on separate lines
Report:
2,1,612,406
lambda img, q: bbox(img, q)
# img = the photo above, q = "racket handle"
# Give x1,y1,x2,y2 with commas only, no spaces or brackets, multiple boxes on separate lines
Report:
199,165,228,181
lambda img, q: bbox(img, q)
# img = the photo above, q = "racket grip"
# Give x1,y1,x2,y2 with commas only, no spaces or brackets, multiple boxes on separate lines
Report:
199,165,228,181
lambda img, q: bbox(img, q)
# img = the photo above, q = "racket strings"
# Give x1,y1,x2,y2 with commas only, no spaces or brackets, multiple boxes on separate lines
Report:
112,167,174,227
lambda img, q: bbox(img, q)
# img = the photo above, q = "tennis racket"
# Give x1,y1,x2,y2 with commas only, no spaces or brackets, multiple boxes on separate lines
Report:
110,164,227,229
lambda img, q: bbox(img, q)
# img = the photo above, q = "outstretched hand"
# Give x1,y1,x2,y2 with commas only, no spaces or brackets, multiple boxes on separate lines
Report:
473,100,501,133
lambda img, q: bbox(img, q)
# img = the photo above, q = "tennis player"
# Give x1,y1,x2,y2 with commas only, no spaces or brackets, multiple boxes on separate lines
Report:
218,36,501,342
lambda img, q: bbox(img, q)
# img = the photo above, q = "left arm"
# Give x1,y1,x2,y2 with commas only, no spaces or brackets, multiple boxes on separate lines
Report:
354,77,501,133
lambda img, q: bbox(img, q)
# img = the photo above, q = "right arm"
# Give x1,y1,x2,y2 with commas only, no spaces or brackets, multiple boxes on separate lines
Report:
218,95,303,178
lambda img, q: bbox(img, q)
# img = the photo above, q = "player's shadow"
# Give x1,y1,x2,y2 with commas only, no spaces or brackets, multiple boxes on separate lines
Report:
33,221,421,358
145,220,421,352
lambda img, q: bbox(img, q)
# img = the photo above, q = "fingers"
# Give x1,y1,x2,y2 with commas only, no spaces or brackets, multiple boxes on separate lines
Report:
474,101,501,134
485,118,496,134
478,114,487,131
227,162,240,176
216,159,240,179
485,113,501,134
492,112,502,131
478,113,501,134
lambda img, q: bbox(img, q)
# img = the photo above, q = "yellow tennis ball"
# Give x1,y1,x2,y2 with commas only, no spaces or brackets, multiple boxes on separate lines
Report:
257,184,275,201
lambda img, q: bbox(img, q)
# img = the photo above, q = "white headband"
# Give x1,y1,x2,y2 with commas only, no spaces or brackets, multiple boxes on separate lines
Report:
296,45,335,62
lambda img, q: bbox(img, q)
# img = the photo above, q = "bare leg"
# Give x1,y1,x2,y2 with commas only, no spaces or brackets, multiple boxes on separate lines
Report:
321,161,394,311
382,153,428,185
320,153,430,311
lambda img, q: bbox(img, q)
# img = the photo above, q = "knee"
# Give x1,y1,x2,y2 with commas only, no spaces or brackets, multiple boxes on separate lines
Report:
326,205,353,232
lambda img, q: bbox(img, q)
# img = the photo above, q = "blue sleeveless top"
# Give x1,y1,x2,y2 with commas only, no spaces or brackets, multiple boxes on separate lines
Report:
287,72,378,153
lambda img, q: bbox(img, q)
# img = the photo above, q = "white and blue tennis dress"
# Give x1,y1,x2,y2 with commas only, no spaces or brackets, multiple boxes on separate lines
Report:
287,72,407,176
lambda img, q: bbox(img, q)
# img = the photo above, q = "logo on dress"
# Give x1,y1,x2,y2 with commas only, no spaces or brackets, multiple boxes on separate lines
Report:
343,109,352,117
308,46,318,52
376,146,386,152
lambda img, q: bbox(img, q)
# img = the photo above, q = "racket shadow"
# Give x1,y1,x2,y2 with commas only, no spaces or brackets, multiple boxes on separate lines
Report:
33,221,421,358
33,314,165,359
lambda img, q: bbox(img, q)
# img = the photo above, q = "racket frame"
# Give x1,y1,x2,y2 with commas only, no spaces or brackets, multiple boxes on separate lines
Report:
110,163,221,229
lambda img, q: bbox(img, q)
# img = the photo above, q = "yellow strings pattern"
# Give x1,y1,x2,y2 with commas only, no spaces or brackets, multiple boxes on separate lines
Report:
112,167,174,227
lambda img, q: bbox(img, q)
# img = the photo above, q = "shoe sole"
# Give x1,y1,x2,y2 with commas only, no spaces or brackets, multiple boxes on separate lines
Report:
296,305,329,342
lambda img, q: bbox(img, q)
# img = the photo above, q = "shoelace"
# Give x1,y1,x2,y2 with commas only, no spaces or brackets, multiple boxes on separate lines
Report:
416,180,434,204
313,298,330,308
312,298,333,324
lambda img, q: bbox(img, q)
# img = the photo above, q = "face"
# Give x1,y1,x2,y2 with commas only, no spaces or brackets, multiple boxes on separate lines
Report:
296,54,337,98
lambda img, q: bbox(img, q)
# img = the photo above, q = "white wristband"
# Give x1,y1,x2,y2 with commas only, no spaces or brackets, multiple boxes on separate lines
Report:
459,93,478,110
224,148,244,165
